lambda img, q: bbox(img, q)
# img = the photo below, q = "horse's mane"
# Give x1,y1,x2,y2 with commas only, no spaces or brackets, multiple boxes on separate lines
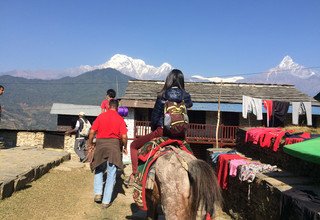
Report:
188,159,223,219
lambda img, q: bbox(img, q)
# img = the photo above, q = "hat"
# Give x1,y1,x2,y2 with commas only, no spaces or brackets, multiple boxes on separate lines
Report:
79,111,85,116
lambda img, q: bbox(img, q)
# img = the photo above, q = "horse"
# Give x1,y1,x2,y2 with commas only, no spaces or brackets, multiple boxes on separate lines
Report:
145,146,222,220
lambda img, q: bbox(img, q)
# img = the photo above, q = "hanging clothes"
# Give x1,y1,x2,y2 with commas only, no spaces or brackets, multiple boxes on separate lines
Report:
263,100,273,127
271,101,289,127
292,102,312,126
242,95,263,120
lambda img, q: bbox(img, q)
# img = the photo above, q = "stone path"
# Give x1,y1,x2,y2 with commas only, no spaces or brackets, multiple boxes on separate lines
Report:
0,146,70,199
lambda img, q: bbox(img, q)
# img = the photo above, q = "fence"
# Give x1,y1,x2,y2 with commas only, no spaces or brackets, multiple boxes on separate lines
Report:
134,121,239,147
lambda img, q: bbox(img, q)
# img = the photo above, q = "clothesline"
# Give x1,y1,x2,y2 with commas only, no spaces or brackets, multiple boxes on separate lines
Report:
242,95,312,126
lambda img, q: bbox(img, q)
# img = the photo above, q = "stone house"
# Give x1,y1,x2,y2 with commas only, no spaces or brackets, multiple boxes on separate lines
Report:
120,80,320,128
50,80,320,159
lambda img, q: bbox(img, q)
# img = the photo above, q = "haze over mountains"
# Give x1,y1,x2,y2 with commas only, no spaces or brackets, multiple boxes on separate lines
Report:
1,54,172,80
0,54,319,130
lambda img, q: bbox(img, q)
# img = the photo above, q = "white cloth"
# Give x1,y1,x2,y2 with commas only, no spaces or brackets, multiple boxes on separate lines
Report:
75,120,80,130
242,95,263,120
292,102,312,126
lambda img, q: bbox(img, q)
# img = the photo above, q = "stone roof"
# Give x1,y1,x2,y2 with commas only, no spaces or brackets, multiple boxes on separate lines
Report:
121,80,319,108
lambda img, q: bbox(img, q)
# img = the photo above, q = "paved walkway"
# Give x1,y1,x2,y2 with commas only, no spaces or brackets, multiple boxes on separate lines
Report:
0,146,70,199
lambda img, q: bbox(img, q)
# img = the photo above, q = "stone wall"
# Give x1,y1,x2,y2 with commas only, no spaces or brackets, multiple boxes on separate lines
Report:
16,132,44,148
1,130,69,150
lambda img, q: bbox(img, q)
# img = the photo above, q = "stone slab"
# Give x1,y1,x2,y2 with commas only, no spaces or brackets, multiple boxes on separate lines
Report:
0,147,70,200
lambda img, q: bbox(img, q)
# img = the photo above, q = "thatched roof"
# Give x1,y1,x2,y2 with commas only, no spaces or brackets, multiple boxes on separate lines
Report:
121,80,319,108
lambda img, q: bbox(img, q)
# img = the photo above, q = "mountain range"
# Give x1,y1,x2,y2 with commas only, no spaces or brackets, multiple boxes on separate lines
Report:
1,54,172,80
190,56,320,97
0,54,319,130
2,54,319,97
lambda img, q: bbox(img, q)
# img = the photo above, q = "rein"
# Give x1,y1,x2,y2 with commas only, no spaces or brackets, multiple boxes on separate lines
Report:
140,142,157,179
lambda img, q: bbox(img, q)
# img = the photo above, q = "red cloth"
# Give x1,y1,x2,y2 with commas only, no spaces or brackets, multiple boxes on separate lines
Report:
285,138,304,145
216,154,244,189
263,100,273,126
245,128,267,144
259,128,282,148
100,99,109,112
130,127,163,174
91,110,127,139
300,132,311,139
284,132,310,145
246,128,280,145
272,131,286,152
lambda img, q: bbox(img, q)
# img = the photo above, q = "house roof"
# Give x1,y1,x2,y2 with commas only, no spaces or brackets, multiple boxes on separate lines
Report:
120,80,319,108
50,103,100,116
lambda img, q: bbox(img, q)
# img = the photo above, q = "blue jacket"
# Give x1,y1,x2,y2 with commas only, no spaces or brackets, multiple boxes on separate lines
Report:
150,87,193,131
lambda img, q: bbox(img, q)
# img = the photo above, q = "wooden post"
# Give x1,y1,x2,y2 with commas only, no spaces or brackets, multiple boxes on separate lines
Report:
215,81,223,148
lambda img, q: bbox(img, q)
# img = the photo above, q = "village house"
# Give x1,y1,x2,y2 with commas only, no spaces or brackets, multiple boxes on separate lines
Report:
50,80,320,159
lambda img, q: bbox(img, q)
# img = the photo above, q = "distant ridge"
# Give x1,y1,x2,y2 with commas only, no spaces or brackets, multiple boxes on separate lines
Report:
0,68,133,130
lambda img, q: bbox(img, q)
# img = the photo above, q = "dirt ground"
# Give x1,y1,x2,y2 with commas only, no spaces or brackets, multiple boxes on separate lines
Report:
0,160,231,220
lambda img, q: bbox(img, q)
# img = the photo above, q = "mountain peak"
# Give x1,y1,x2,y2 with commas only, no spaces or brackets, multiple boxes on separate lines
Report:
279,55,294,69
268,55,315,79
96,54,172,79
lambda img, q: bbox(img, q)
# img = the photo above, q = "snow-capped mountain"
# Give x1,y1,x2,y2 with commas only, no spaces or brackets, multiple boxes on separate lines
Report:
95,54,172,80
267,56,316,80
0,54,173,80
242,56,320,96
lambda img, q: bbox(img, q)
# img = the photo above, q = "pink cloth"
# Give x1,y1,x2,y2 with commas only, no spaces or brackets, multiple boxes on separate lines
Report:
229,159,249,177
217,154,245,190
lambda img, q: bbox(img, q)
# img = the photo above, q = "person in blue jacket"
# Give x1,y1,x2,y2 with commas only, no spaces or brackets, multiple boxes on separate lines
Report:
125,69,193,186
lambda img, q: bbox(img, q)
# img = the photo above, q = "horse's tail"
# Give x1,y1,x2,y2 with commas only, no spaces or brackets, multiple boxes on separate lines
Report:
188,159,222,220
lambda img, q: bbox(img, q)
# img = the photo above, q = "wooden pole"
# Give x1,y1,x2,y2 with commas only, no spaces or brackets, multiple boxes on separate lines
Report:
215,81,223,148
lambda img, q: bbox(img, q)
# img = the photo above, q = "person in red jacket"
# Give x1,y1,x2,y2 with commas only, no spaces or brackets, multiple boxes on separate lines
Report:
100,89,116,113
88,99,128,208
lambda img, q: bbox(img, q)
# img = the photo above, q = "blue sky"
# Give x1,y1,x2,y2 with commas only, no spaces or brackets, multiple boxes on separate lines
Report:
1,0,320,77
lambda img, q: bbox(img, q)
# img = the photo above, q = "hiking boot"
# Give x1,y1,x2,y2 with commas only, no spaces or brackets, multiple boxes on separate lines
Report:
102,203,112,209
124,174,135,187
80,156,88,163
94,194,102,203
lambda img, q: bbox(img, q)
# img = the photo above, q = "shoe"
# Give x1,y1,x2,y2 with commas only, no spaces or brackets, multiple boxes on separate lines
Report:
80,157,88,163
94,194,102,203
102,203,112,209
124,174,135,187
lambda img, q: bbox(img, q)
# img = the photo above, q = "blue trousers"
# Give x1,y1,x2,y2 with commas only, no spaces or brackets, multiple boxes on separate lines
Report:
94,161,117,204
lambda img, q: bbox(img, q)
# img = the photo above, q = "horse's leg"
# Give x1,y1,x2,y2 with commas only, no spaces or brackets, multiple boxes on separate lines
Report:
146,180,160,220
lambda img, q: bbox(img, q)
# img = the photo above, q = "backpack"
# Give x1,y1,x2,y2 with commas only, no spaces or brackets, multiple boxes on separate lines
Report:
163,100,189,138
79,118,91,137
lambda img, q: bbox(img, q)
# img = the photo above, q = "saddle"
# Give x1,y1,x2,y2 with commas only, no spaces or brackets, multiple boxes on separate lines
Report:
132,136,193,210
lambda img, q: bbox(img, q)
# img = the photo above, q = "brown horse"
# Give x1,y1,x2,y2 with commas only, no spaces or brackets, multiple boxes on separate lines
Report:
145,147,222,220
